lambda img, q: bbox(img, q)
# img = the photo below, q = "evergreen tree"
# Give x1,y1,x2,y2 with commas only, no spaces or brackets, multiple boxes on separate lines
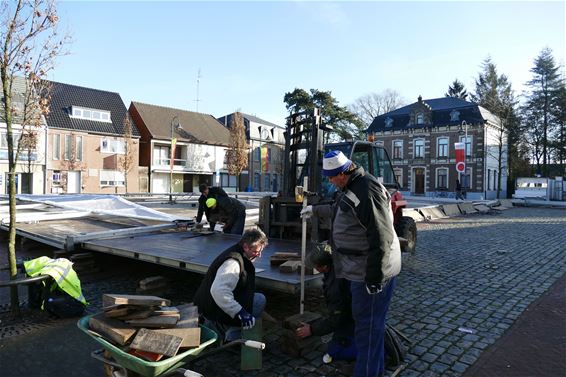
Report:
472,57,520,198
445,79,468,100
523,48,562,176
283,88,363,141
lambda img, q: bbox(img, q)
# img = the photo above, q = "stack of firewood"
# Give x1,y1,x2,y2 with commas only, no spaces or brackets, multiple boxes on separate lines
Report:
89,294,201,361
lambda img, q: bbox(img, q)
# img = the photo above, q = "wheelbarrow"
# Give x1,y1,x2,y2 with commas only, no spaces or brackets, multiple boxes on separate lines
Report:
77,314,265,377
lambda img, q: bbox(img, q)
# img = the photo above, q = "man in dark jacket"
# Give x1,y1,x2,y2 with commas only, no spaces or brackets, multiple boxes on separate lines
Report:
295,243,356,363
301,150,401,377
196,183,228,230
205,195,246,235
194,229,268,341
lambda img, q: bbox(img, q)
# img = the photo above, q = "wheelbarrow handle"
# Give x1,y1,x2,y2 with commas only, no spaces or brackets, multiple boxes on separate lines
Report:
243,340,265,350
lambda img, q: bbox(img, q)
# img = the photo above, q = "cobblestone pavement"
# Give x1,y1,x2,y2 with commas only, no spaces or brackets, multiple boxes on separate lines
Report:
0,206,565,377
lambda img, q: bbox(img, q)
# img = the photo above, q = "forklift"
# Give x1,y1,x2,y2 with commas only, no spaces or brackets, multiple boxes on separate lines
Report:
258,109,417,254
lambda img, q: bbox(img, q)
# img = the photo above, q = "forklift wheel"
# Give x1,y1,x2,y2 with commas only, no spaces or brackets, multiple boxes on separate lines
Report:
396,217,416,254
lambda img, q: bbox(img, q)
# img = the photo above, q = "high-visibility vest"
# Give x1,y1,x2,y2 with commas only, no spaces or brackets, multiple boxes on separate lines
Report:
24,256,87,305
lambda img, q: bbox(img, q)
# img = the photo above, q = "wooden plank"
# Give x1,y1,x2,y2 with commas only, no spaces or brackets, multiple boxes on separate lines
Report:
154,327,201,348
130,328,182,357
139,276,168,290
126,314,179,328
102,294,170,308
176,304,199,328
89,314,137,345
279,260,301,273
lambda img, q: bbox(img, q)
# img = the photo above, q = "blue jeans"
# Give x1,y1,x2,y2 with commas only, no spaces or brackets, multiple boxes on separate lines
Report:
226,209,246,235
222,293,266,342
350,278,396,377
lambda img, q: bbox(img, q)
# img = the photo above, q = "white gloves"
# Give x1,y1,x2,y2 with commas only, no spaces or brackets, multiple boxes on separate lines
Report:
300,205,313,219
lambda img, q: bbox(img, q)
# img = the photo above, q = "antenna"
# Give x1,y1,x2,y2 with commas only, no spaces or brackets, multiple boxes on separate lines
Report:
195,68,202,112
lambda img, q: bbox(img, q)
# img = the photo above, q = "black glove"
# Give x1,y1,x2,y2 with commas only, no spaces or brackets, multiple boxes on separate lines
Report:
237,308,255,330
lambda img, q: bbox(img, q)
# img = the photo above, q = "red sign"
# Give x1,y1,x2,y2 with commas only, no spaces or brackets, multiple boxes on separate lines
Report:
455,142,465,173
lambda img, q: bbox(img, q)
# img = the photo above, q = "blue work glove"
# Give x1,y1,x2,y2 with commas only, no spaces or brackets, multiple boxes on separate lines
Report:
237,308,256,330
365,282,383,295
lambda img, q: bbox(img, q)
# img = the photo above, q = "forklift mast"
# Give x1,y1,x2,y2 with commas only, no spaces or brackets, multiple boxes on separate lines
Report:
282,108,329,196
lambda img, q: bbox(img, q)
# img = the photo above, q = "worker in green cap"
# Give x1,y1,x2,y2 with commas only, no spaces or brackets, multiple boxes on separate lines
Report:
205,195,247,235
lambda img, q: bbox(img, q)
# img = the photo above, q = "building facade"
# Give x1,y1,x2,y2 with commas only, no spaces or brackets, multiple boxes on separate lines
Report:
45,81,141,194
130,102,232,193
367,96,508,200
1,77,47,195
217,113,285,192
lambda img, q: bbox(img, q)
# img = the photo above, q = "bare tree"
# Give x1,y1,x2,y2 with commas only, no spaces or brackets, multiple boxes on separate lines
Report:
0,0,69,317
349,89,406,127
226,112,248,183
119,115,135,193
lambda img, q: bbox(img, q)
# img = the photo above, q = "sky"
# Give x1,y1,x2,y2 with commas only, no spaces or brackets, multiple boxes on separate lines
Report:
49,0,565,126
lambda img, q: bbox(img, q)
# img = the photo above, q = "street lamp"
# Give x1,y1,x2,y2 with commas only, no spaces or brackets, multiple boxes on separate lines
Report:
170,115,181,203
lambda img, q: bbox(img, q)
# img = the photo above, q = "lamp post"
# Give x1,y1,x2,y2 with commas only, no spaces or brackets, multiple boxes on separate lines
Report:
460,120,468,192
170,115,180,203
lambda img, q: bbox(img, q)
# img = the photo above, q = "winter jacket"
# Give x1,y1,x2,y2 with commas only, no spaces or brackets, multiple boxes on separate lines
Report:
208,196,246,233
194,243,255,327
196,187,228,228
313,166,401,284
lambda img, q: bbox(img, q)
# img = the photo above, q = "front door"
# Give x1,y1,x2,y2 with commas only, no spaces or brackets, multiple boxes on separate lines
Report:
414,168,425,195
67,171,81,193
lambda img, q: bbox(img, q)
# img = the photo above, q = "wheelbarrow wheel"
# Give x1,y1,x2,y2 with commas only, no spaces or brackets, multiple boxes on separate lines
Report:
102,350,141,377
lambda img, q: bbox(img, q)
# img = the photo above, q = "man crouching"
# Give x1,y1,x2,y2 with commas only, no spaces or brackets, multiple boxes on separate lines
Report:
194,229,268,342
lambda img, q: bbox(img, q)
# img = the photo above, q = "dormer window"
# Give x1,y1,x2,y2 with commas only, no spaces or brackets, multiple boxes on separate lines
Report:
385,117,393,128
450,110,460,122
71,106,111,123
416,113,424,125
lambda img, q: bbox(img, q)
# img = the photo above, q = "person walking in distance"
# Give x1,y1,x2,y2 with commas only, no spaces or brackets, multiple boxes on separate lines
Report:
301,151,401,377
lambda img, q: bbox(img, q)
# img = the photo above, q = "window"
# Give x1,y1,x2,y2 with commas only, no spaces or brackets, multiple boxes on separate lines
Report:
153,146,169,165
394,168,403,188
393,140,403,159
71,106,111,123
487,169,491,190
100,170,125,187
450,110,460,122
52,170,62,185
385,117,393,128
76,136,83,161
101,138,125,154
416,113,424,125
1,132,20,150
436,168,448,189
254,172,260,191
414,139,425,158
460,135,472,157
437,137,448,158
64,134,72,160
264,173,270,191
220,173,237,188
53,134,60,160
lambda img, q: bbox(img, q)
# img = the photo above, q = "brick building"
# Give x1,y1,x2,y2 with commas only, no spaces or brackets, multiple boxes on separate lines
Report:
367,96,507,200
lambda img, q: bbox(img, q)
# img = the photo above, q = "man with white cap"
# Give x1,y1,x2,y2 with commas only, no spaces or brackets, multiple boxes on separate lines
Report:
301,150,401,377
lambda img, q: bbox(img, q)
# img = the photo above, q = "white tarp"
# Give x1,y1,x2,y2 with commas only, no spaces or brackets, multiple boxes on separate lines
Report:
13,194,187,222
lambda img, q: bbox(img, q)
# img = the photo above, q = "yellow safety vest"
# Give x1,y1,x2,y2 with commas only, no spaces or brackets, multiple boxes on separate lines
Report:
24,256,87,305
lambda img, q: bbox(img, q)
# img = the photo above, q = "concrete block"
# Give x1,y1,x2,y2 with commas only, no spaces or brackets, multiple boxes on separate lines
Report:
474,204,491,213
441,204,462,217
402,208,425,222
419,206,448,220
458,202,477,214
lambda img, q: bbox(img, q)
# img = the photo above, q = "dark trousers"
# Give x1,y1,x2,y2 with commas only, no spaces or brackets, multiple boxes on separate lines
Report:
225,208,246,235
350,278,396,377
